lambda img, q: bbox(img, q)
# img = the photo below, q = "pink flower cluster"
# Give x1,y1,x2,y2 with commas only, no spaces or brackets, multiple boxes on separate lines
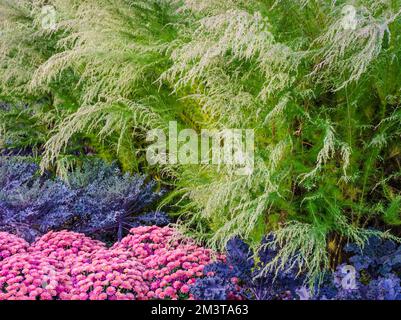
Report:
0,232,28,261
0,227,218,300
113,226,220,299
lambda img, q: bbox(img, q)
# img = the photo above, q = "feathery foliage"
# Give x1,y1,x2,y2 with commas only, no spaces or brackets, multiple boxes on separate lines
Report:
2,0,401,284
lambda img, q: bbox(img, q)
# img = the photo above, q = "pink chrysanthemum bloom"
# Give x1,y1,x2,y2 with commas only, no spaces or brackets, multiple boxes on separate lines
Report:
0,232,28,261
0,251,69,300
29,230,105,264
0,228,222,300
113,226,220,299
68,248,148,300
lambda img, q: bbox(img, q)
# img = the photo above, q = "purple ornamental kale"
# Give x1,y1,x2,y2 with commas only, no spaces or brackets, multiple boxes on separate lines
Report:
0,158,168,242
191,236,305,300
314,236,401,300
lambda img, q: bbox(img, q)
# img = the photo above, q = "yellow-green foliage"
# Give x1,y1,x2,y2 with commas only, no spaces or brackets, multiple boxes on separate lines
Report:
2,0,401,282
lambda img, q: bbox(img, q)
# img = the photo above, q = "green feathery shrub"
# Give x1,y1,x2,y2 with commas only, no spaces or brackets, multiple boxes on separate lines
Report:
2,0,401,284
